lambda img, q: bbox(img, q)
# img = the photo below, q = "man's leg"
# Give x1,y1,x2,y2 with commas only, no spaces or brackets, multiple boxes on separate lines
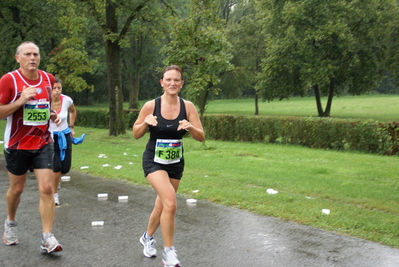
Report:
34,168,54,233
5,172,27,222
3,172,27,245
35,168,62,253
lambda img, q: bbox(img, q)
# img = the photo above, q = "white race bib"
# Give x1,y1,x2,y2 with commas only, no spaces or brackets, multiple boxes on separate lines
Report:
154,139,182,164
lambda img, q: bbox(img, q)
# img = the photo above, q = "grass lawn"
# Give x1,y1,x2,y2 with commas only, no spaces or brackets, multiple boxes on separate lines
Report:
61,126,399,249
0,94,398,248
204,94,399,122
82,94,399,122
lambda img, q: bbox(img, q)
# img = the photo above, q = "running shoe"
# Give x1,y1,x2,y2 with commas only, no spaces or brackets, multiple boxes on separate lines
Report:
54,193,60,206
162,247,181,267
139,232,157,258
40,233,63,253
3,219,18,245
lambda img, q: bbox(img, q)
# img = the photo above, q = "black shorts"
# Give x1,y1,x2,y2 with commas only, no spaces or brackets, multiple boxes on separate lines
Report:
53,133,72,174
142,152,184,180
4,143,54,175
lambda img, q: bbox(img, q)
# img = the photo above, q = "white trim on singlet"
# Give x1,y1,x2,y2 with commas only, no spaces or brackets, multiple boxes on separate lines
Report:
7,72,18,103
14,69,43,87
3,70,52,149
42,71,52,91
7,70,52,102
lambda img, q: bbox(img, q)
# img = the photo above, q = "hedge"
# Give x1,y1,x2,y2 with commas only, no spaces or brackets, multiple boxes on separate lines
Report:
75,109,399,155
76,108,139,130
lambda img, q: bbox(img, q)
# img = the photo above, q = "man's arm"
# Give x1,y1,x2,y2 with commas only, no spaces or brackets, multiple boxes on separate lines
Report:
0,86,37,120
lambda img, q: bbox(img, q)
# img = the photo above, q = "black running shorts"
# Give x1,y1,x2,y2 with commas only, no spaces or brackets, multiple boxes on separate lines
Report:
4,143,54,175
142,152,184,180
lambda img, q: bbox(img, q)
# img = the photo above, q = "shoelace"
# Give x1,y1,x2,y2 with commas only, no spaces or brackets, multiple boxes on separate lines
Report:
43,235,57,247
5,224,17,237
5,228,17,237
146,238,155,248
165,249,178,261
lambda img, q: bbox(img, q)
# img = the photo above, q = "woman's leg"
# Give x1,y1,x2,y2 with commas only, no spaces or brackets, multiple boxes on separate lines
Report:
146,170,180,247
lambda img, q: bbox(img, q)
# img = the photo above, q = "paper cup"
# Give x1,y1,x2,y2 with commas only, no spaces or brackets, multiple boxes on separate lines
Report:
91,221,104,226
186,198,197,204
61,176,70,182
118,196,128,201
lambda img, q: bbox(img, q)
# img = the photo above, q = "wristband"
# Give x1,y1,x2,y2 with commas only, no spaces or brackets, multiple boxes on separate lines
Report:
69,125,74,128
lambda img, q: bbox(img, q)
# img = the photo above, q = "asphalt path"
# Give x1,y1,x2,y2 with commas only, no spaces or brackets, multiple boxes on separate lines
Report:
0,156,398,267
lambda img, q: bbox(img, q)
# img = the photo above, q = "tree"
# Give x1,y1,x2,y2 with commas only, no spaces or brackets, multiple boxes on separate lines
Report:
225,1,265,115
47,0,95,94
0,0,59,75
256,0,399,117
121,5,170,109
75,0,151,136
162,0,233,116
0,0,96,99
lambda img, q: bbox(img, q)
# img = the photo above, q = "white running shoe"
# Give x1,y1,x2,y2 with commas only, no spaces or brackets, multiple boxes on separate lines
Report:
54,193,60,206
139,232,157,257
3,219,18,245
40,233,63,253
162,246,181,267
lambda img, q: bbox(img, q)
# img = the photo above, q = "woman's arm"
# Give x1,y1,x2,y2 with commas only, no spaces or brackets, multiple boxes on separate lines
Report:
68,103,77,137
132,100,156,140
181,100,205,142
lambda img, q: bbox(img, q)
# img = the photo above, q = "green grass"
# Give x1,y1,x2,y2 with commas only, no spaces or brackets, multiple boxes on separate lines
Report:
204,95,399,122
1,94,398,248
58,126,398,248
84,94,399,122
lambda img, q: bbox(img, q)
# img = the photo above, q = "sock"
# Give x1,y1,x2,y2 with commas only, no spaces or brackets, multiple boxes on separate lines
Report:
144,232,153,240
42,232,52,239
6,219,17,226
54,193,59,197
164,246,175,252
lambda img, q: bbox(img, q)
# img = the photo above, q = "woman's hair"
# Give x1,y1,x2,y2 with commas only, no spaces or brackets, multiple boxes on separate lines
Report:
162,65,183,80
55,77,62,84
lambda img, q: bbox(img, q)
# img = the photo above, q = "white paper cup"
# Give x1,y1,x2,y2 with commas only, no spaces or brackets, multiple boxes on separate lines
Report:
61,176,70,182
118,196,128,201
266,189,278,194
186,198,197,204
91,221,104,226
322,209,330,215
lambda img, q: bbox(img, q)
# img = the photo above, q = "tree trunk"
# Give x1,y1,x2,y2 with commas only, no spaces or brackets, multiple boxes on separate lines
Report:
127,71,134,109
131,66,140,109
314,84,324,117
106,0,125,136
198,82,212,117
254,93,259,115
324,77,335,117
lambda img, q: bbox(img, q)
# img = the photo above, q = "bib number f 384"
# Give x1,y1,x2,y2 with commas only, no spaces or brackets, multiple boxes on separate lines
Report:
154,139,182,165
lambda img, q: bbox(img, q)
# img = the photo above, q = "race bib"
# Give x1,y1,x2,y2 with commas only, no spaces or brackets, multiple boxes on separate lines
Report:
23,100,50,126
154,139,182,164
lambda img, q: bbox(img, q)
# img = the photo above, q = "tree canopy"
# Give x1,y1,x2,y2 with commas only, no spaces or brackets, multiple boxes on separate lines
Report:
2,0,399,134
255,0,399,116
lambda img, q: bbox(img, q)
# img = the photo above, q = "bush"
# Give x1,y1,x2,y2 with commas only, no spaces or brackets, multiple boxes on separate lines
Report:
76,108,139,130
75,109,398,155
202,115,395,155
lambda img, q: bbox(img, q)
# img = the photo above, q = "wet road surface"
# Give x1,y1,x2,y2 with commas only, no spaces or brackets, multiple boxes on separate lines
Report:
0,156,398,267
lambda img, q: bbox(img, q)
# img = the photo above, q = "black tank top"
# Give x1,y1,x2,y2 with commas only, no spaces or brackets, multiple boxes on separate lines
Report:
144,97,188,159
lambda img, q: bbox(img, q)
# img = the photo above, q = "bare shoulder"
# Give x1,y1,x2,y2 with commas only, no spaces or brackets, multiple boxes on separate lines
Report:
182,99,196,110
140,99,156,112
